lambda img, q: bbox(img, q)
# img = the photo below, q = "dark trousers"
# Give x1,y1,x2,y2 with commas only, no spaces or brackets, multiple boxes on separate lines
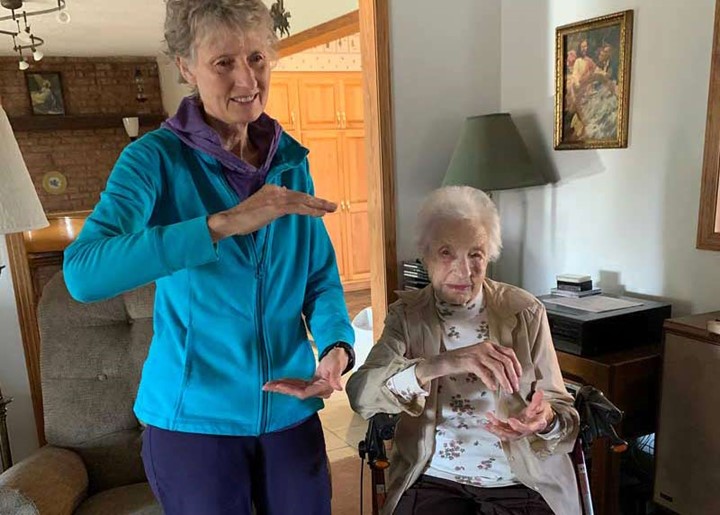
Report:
141,414,330,515
394,475,554,515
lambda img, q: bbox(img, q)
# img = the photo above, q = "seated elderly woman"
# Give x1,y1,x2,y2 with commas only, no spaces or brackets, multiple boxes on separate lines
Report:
347,186,580,515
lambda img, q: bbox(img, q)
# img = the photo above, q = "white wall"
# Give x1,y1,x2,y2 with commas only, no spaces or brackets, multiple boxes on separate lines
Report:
391,0,503,260
499,0,720,315
0,240,38,462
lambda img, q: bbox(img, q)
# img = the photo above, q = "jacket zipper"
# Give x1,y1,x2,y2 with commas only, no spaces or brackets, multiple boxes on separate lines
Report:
255,176,281,434
253,242,270,434
214,168,274,434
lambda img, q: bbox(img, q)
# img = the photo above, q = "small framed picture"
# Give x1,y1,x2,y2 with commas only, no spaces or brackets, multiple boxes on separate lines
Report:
554,10,634,150
25,71,66,115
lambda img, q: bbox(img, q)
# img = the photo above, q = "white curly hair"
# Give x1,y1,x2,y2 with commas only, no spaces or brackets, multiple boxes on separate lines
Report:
416,186,502,262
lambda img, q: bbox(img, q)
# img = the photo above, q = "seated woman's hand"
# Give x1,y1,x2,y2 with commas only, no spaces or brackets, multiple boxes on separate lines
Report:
415,340,522,394
262,347,348,400
484,390,555,441
208,184,337,241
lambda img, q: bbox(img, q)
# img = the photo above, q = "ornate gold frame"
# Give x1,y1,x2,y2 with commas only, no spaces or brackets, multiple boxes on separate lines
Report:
554,10,634,150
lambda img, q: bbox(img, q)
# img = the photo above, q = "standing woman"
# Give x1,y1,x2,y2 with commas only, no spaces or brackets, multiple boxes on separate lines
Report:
63,1,354,514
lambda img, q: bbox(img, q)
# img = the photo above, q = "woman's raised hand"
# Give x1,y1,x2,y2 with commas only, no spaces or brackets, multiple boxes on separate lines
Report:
208,184,336,241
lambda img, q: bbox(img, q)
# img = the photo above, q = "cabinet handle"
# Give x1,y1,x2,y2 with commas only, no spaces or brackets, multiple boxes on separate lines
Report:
336,111,342,128
342,112,347,128
291,111,296,126
340,201,346,211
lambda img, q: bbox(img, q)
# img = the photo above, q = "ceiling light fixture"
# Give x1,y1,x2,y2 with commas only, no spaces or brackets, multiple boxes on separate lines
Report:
0,1,69,70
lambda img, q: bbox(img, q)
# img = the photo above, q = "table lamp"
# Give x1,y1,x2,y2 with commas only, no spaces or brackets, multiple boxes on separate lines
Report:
442,113,546,191
0,106,49,244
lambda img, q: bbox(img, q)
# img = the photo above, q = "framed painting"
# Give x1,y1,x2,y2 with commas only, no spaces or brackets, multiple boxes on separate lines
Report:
554,10,634,150
25,71,66,115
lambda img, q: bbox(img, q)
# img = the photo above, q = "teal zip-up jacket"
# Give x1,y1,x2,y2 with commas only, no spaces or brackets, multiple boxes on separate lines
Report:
63,128,354,436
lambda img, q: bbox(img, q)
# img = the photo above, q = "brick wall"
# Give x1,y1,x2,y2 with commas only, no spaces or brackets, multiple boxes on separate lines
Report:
0,56,165,213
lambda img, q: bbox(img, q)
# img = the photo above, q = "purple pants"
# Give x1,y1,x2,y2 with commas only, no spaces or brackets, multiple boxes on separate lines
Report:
141,414,331,515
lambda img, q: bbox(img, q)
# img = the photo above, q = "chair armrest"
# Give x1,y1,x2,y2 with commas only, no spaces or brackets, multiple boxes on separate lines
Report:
0,446,89,515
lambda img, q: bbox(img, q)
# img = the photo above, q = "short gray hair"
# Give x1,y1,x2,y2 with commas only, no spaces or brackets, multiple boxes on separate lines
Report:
164,0,278,62
416,186,502,262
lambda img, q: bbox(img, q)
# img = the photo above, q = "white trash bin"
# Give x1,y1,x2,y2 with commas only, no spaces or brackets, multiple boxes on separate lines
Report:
351,307,373,372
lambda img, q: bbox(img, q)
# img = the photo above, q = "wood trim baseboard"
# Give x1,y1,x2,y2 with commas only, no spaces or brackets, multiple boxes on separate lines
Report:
278,11,360,58
359,0,398,340
5,233,45,445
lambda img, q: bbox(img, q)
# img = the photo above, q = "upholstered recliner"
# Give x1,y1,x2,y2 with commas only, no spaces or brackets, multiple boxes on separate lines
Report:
0,271,161,514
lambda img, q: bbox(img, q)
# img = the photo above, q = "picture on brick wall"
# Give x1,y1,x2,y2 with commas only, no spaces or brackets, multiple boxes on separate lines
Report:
554,10,633,150
26,72,66,115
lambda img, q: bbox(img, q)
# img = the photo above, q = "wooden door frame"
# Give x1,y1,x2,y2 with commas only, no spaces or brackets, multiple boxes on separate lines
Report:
358,1,398,338
5,4,397,443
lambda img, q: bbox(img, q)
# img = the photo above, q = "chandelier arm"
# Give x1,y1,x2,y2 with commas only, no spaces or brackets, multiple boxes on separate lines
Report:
15,35,43,50
0,1,66,22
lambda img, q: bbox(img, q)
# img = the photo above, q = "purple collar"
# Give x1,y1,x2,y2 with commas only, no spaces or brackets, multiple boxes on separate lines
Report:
162,96,282,200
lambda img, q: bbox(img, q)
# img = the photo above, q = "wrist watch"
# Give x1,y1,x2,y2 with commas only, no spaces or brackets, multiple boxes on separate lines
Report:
319,342,355,375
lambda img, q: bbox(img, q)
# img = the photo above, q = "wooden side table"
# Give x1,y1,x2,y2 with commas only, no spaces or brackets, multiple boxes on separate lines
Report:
0,383,12,473
557,345,661,515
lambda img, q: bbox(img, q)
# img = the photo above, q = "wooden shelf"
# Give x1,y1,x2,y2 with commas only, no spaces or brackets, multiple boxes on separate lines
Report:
8,113,167,132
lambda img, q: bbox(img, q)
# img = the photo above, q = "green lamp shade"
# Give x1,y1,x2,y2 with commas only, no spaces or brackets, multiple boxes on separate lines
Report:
442,113,547,191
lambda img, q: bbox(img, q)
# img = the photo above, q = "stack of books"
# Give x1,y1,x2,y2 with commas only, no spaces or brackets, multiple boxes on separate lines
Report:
402,260,430,290
550,274,601,298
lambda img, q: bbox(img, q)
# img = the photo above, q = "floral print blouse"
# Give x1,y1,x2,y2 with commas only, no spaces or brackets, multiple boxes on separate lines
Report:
385,290,560,488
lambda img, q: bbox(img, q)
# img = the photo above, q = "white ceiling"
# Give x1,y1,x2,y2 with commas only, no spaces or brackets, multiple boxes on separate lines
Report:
0,0,166,56
0,0,357,57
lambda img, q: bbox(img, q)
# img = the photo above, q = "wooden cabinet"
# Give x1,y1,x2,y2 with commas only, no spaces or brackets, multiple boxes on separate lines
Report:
266,72,369,290
655,312,720,515
268,72,363,132
342,130,370,281
557,346,661,515
303,129,370,287
298,76,342,130
265,75,300,132
341,76,365,129
296,73,364,131
302,131,348,280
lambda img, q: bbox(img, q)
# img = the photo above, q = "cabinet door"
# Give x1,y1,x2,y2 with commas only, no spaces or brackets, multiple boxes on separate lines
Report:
655,332,720,515
265,74,299,131
303,130,347,280
299,76,342,131
341,74,365,129
342,130,370,281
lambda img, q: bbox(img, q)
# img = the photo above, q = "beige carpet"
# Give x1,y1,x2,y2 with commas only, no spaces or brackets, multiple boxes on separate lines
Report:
331,456,374,515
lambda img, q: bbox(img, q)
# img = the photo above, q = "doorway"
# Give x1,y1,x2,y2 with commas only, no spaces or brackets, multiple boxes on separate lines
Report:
272,2,396,338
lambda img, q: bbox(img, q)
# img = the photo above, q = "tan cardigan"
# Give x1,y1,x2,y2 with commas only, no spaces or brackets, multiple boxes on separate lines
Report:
346,280,581,515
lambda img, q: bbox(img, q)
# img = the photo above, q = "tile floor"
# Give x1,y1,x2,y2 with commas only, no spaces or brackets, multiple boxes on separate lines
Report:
320,376,369,463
